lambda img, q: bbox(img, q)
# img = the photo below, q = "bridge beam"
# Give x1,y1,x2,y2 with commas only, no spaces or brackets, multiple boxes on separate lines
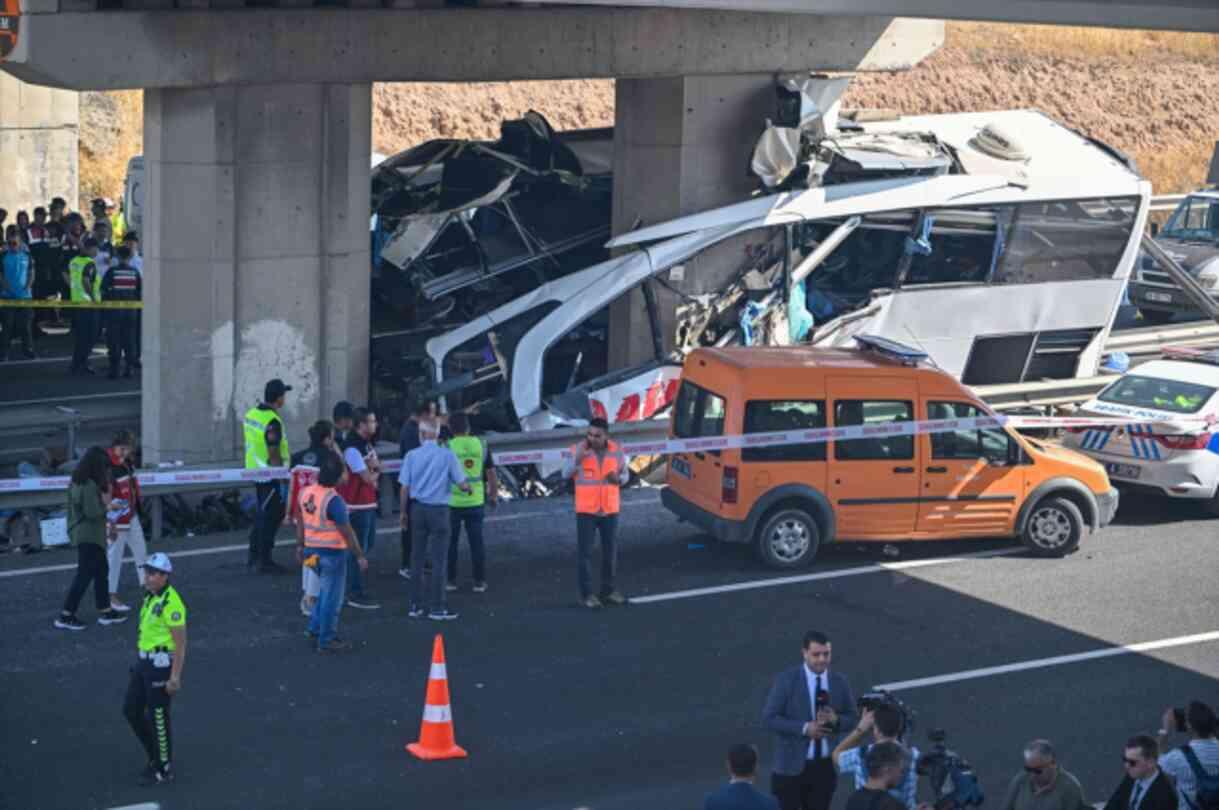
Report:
142,82,370,464
3,8,941,91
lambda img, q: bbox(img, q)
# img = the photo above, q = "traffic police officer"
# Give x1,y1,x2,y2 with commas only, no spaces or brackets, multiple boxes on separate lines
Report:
244,378,292,573
67,237,100,375
123,552,187,786
446,411,498,592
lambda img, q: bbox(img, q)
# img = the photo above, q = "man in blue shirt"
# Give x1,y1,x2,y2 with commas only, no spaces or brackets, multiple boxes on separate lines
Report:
706,744,780,810
398,418,470,621
1,235,35,360
832,704,921,810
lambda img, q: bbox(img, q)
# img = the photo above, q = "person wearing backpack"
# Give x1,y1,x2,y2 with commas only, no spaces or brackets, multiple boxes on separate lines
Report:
1157,701,1219,810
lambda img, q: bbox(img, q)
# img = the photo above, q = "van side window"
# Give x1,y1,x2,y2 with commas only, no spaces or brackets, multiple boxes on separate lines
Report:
833,400,914,461
673,382,727,443
928,401,1010,461
743,401,826,462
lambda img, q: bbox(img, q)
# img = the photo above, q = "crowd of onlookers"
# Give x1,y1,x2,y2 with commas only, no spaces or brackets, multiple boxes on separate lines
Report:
0,196,142,376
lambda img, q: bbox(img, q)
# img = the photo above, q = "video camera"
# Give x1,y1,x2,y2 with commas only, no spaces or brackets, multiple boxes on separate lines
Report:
857,690,916,741
918,729,984,810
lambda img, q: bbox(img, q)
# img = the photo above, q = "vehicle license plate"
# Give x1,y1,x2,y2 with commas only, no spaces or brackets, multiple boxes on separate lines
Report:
1105,463,1141,480
671,457,692,479
1145,292,1173,303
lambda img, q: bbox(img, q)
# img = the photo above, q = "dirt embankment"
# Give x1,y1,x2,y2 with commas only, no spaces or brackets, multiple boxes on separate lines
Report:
78,24,1219,210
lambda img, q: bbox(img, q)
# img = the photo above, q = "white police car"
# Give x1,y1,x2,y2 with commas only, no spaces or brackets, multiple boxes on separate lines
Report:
1062,347,1219,511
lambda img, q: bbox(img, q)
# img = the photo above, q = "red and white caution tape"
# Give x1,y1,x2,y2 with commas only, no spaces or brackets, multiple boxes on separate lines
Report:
0,413,1209,495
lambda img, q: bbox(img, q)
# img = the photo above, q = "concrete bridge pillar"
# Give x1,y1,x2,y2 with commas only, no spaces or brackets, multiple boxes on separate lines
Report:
0,71,78,214
608,73,776,369
142,82,371,464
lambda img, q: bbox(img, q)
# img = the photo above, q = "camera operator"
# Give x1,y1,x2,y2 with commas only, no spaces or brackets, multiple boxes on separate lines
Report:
1000,740,1088,810
845,742,932,810
833,704,921,810
1156,701,1219,810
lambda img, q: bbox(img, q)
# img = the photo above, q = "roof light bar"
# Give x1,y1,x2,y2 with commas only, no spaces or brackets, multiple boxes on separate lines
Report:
854,334,929,365
1162,345,1219,367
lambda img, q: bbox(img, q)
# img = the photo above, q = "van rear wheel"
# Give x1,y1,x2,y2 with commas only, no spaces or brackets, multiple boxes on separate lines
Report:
755,508,821,569
1021,496,1082,557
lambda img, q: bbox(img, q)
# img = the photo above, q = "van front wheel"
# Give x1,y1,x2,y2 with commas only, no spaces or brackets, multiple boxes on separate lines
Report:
1021,496,1082,557
755,508,821,569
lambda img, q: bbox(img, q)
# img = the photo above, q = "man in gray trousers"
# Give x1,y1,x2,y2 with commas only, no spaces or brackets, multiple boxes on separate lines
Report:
398,419,470,621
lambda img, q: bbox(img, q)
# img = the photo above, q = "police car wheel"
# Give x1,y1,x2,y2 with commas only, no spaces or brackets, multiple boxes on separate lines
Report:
1021,496,1082,557
755,508,820,569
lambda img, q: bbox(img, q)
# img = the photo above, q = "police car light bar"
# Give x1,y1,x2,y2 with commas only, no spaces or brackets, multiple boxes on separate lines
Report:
854,334,929,365
1162,345,1219,366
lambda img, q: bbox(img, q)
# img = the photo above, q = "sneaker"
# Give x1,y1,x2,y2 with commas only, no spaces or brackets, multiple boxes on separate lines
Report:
346,597,381,610
110,599,132,613
98,610,129,625
408,604,425,619
601,590,628,606
140,764,173,786
445,582,458,592
580,595,602,609
318,639,353,653
428,610,459,622
54,615,86,631
472,581,488,593
304,628,318,639
398,567,412,580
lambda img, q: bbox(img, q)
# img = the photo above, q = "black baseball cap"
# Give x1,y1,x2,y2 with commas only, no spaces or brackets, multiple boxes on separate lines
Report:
264,379,292,402
332,401,355,422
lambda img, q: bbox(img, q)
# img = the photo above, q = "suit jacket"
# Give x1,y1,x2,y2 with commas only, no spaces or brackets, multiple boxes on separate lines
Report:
1103,772,1177,810
705,781,781,810
763,665,858,776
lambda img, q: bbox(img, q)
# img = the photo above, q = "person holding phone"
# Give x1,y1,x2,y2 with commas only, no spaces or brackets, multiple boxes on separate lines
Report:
562,417,629,609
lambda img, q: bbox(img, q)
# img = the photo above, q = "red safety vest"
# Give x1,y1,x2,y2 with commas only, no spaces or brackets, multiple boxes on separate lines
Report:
337,438,378,511
571,440,623,516
107,447,140,528
299,484,346,550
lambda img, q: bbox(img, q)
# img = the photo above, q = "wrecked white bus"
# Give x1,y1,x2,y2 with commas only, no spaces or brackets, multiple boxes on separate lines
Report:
423,109,1148,453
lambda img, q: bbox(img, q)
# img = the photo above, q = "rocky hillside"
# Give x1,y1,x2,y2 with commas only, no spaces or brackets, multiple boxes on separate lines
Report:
79,23,1219,210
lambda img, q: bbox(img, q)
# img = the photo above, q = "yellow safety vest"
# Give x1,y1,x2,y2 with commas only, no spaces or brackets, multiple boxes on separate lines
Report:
449,435,485,508
243,406,288,470
68,256,96,302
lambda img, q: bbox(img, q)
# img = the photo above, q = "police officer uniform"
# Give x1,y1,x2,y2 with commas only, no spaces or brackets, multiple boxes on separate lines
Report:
243,379,292,572
123,552,186,785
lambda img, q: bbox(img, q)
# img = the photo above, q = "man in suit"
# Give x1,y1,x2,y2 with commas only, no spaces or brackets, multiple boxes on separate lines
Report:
764,630,858,810
706,744,781,810
1104,735,1178,810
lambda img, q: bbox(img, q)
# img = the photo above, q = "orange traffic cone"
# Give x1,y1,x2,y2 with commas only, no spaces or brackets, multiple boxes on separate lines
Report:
406,634,468,761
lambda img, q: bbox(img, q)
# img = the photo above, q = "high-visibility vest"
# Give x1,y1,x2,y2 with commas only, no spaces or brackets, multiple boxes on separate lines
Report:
68,256,96,302
571,440,624,515
449,435,485,508
243,406,288,470
299,484,346,550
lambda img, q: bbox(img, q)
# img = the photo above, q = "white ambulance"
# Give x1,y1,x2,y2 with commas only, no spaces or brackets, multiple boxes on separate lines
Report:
1062,347,1219,512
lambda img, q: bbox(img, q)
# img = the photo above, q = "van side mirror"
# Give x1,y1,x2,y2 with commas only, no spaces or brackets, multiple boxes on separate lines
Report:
1151,221,1160,237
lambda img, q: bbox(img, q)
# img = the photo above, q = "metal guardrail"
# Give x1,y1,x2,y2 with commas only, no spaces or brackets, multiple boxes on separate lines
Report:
1150,193,1187,213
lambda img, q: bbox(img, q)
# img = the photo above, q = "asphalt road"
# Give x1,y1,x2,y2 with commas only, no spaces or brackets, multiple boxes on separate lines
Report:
1,486,1217,810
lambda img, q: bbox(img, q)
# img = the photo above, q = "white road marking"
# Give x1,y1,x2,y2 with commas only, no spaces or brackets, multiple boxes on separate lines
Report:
1,389,140,407
630,547,1024,604
0,500,664,579
874,631,1219,692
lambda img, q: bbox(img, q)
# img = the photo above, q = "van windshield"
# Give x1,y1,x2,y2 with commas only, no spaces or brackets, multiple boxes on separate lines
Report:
1097,375,1216,414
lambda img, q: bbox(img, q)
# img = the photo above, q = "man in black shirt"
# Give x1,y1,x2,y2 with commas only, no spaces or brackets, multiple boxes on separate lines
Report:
845,742,926,810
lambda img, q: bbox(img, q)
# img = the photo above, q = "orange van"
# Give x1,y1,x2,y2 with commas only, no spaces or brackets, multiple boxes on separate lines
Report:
661,339,1118,568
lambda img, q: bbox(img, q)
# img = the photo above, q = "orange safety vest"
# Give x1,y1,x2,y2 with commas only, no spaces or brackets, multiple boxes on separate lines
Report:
299,484,346,550
571,440,624,516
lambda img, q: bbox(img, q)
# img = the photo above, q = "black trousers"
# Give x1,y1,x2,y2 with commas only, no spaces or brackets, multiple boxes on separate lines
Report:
400,495,414,568
71,310,97,370
124,657,174,770
106,310,138,372
1,306,33,354
575,513,618,599
772,757,837,810
63,543,109,615
247,483,284,568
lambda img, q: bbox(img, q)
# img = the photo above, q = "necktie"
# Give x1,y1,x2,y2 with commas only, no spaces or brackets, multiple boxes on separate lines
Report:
1130,783,1143,810
815,675,825,758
